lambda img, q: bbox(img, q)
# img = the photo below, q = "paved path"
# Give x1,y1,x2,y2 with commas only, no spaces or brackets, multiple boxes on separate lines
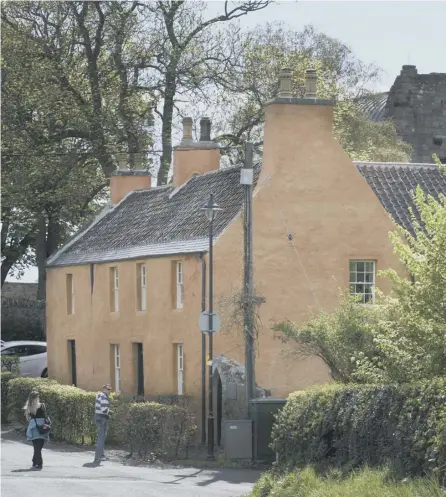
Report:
1,429,259,497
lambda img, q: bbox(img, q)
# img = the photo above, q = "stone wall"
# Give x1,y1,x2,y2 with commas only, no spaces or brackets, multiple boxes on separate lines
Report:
213,355,270,422
1,283,45,341
386,65,446,164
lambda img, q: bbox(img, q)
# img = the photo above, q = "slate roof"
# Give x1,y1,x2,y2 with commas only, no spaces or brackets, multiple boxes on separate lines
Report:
356,92,389,122
355,162,446,233
47,160,446,268
47,164,261,267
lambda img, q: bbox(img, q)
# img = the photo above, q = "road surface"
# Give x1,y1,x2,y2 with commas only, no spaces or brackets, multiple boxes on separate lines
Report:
1,428,259,497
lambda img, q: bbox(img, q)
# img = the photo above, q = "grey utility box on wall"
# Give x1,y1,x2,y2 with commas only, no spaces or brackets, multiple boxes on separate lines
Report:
223,420,253,460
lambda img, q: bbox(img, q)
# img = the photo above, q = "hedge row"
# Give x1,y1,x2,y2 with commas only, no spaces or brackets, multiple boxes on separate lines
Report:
271,379,446,482
1,372,16,423
5,377,196,458
7,377,97,444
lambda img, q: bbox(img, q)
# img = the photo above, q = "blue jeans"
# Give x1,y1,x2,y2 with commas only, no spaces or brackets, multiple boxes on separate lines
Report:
94,414,108,461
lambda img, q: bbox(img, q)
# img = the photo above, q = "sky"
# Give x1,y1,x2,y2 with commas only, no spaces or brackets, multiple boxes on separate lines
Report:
207,0,446,91
8,0,446,284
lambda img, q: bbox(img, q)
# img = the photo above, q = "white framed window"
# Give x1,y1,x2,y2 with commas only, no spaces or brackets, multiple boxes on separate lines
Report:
349,260,376,304
140,264,147,311
177,344,184,395
111,267,119,312
114,344,121,395
176,261,184,309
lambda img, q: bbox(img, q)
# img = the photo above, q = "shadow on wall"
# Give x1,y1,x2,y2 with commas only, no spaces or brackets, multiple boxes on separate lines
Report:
212,355,271,447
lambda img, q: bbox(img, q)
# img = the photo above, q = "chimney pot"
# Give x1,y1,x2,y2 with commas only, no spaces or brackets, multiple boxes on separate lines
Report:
278,68,293,98
305,68,317,98
133,152,144,169
200,117,211,142
115,152,129,170
181,117,193,143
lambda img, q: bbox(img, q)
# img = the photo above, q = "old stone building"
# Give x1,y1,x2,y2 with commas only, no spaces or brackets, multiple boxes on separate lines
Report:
359,65,446,164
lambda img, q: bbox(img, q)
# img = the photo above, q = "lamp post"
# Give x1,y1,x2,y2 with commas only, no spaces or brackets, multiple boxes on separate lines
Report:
201,193,222,460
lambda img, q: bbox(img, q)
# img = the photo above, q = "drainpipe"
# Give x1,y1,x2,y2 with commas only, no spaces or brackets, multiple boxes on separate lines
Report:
199,252,207,445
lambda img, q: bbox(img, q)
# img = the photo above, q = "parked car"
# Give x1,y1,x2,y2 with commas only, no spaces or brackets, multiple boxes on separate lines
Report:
0,341,47,377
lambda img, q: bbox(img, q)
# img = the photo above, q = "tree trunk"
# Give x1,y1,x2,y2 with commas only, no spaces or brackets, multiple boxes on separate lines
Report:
1,233,33,287
157,68,177,185
36,216,47,301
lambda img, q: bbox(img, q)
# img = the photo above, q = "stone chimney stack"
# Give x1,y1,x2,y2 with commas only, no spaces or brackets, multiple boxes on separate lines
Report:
110,152,152,204
262,67,334,178
173,117,220,186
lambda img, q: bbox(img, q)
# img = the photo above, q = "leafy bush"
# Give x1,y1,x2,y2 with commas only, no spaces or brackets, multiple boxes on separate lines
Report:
250,466,445,497
1,372,16,423
1,355,20,374
110,401,196,459
8,377,97,444
272,379,446,483
273,292,379,383
7,377,197,458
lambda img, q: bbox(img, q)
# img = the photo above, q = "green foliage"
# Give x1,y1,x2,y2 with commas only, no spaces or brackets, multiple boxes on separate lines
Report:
1,1,155,284
217,24,411,165
6,377,196,458
1,355,20,374
7,377,97,444
1,372,16,422
271,379,446,483
250,466,445,497
354,163,446,383
273,292,379,383
112,402,196,460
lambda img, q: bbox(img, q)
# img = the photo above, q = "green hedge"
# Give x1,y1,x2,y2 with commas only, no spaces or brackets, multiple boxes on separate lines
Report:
1,372,16,423
272,379,446,482
7,377,97,444
112,402,196,459
6,377,197,458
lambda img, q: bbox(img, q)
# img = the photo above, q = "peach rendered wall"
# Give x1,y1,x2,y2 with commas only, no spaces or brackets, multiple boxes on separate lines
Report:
46,255,206,401
211,100,404,396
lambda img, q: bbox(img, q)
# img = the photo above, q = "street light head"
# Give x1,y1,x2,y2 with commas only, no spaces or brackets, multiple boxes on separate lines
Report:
202,193,222,222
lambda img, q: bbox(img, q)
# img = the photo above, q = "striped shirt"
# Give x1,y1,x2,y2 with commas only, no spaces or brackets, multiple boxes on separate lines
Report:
95,392,110,417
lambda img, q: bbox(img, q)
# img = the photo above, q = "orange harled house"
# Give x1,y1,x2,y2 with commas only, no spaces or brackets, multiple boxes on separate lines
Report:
46,69,446,439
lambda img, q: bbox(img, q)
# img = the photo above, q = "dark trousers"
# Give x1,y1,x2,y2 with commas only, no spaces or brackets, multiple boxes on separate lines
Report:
32,439,45,467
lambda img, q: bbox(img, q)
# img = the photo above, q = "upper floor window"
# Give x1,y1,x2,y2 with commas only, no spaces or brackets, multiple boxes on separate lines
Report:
110,267,119,312
176,261,184,309
136,263,147,311
349,260,376,304
66,274,75,315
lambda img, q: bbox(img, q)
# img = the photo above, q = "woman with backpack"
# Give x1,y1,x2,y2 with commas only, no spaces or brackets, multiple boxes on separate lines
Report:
24,391,51,469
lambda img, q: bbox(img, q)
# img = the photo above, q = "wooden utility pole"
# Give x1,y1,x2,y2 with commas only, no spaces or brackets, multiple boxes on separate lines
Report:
241,142,255,415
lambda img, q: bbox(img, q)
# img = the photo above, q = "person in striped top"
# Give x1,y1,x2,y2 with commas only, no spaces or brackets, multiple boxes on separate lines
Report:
93,384,112,464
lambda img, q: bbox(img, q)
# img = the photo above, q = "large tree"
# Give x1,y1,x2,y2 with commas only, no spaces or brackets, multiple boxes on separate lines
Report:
1,1,272,290
1,1,156,295
212,24,411,164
